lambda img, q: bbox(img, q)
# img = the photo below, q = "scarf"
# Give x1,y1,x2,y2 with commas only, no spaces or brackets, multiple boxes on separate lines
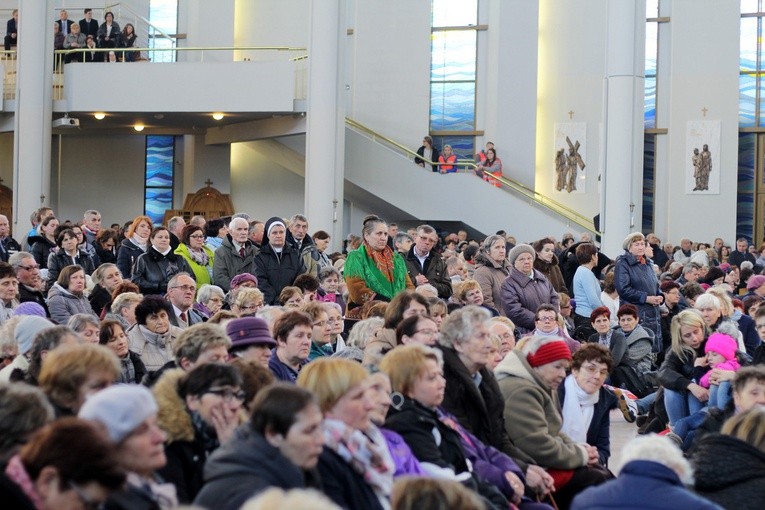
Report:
560,374,599,443
343,243,408,301
131,234,148,252
118,355,136,384
125,472,178,508
139,325,171,349
364,241,395,282
5,455,44,510
187,247,209,267
323,418,393,508
190,410,220,454
598,330,612,348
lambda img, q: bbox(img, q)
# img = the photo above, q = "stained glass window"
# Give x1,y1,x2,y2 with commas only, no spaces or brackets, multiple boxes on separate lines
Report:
737,133,755,241
149,0,178,62
642,134,655,232
144,135,175,225
645,20,658,128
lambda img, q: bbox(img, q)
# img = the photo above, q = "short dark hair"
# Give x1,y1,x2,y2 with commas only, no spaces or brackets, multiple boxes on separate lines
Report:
293,274,320,293
383,291,430,329
56,264,85,289
273,311,313,344
250,383,317,436
534,303,558,321
313,230,330,241
180,224,204,245
134,295,174,326
575,243,598,265
99,319,124,346
178,363,242,399
0,261,16,280
616,303,639,319
572,343,614,373
55,228,77,248
660,280,681,293
590,306,611,323
733,366,765,394
395,314,434,344
149,226,169,240
205,218,225,238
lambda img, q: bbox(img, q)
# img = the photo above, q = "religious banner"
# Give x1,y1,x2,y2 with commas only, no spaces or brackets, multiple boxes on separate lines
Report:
554,123,587,194
685,120,720,195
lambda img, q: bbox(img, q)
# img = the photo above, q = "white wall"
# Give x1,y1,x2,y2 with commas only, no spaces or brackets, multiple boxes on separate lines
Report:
234,0,309,49
178,0,235,62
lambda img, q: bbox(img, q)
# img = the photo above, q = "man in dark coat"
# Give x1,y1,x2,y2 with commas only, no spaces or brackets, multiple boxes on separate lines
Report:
212,217,257,292
404,224,452,299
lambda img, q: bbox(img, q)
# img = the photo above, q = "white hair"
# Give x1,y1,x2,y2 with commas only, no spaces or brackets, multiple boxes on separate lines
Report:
229,217,249,230
241,488,340,510
621,435,694,486
415,284,438,299
347,317,384,350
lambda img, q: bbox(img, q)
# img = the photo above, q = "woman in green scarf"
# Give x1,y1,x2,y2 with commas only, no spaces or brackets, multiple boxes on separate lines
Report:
344,215,414,315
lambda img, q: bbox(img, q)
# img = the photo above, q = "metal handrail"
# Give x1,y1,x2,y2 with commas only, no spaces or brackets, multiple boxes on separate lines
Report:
56,45,307,55
345,117,599,234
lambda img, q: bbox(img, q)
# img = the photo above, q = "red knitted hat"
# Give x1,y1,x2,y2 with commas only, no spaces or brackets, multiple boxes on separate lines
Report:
526,340,572,367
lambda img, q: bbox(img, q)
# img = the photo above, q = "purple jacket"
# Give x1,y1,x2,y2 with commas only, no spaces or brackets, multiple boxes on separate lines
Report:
501,268,559,333
380,428,425,477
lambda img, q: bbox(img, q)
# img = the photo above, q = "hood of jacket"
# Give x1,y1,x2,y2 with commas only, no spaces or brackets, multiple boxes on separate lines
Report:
692,433,765,490
494,349,550,390
474,250,510,271
623,324,654,347
47,282,81,300
152,368,195,443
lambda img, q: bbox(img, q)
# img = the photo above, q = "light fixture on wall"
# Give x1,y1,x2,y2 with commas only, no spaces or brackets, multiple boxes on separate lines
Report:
94,112,106,120
212,113,224,120
134,124,145,132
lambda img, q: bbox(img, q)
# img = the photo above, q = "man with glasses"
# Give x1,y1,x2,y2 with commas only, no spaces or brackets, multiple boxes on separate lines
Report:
9,251,50,317
167,273,204,329
404,224,452,300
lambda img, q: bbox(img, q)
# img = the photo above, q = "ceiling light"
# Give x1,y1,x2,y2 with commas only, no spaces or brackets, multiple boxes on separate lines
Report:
94,112,106,120
134,124,145,132
212,113,224,120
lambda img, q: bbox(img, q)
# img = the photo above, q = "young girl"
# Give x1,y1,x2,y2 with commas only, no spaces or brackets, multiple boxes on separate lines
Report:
699,332,741,409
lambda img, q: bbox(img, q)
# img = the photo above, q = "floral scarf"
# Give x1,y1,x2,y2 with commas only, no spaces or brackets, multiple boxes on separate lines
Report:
323,418,394,508
364,241,395,282
187,247,210,267
5,455,44,510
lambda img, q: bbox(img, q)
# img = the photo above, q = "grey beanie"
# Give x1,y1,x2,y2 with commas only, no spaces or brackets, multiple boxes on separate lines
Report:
79,384,158,443
622,232,645,251
15,316,53,355
507,244,536,266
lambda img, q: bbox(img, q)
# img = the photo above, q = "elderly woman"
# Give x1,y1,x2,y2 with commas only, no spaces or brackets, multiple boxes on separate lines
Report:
473,235,511,316
0,262,19,324
175,224,215,287
495,336,612,509
79,385,177,509
117,215,153,279
533,237,568,294
694,293,743,346
88,263,123,316
132,227,192,295
317,266,346,312
344,215,413,315
558,344,617,467
193,384,325,510
194,283,225,319
347,316,384,351
106,291,142,330
706,285,758,355
38,343,120,417
614,232,664,353
657,309,713,426
297,358,391,510
127,295,183,375
99,319,146,384
67,313,100,343
381,345,550,509
231,286,266,316
0,418,125,509
501,244,559,335
46,227,96,287
691,407,765,509
47,265,97,325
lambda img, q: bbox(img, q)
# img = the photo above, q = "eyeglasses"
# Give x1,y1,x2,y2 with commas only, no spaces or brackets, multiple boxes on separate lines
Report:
69,481,102,510
536,316,557,322
18,264,39,271
313,320,328,328
327,317,343,324
414,329,439,337
240,303,262,312
171,285,196,292
189,234,205,239
580,364,609,378
206,388,246,403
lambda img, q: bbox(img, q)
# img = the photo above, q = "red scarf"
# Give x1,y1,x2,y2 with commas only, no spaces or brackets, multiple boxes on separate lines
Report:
363,241,395,282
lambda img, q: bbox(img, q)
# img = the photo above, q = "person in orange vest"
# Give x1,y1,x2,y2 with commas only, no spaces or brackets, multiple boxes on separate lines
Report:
438,144,457,174
475,141,494,164
477,148,503,187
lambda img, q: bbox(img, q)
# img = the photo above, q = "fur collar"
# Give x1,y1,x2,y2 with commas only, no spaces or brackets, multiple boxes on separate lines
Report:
152,368,195,443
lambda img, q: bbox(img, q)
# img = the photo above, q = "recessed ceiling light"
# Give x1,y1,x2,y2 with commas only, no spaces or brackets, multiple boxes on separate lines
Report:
134,124,145,132
154,114,164,120
94,112,106,120
212,113,224,120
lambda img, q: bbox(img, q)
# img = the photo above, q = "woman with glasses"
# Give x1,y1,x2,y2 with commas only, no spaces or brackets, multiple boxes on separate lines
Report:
396,314,439,346
231,287,265,317
69,224,100,269
303,302,334,360
194,283,225,319
132,227,192,295
175,225,215,287
153,363,245,503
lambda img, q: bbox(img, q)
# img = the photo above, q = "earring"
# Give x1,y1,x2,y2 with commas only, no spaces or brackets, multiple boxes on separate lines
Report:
390,391,405,410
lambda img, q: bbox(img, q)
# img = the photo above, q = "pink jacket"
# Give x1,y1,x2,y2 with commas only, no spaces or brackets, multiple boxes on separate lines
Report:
699,359,741,388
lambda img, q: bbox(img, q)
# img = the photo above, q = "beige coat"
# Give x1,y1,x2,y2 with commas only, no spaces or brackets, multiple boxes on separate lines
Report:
473,252,511,316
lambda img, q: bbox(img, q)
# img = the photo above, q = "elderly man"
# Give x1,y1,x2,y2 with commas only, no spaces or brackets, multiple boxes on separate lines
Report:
728,237,756,269
673,238,695,264
9,251,49,317
0,214,21,262
166,273,205,328
167,216,186,251
255,217,304,305
404,224,452,299
81,209,102,244
248,220,264,248
213,217,257,292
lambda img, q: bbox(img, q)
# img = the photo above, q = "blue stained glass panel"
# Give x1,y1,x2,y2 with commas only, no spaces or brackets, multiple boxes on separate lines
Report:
645,22,658,76
432,0,477,28
645,77,656,129
740,74,757,127
741,18,758,72
431,31,477,81
146,135,174,187
432,135,474,161
642,134,655,233
145,189,173,225
430,82,475,131
737,133,755,242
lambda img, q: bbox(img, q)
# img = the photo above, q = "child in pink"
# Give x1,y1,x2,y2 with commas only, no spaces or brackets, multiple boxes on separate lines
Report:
699,332,741,409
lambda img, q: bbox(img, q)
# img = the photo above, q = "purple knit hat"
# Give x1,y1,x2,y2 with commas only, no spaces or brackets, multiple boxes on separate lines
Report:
14,302,47,318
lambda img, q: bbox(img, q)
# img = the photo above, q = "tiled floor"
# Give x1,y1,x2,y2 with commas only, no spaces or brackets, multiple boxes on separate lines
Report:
607,408,640,474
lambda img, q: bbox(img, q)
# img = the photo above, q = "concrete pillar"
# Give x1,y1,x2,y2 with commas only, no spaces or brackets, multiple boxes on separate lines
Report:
600,0,645,256
13,0,54,232
305,0,345,251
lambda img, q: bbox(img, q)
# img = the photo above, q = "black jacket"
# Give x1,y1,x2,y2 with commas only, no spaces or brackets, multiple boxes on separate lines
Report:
318,447,385,510
0,236,20,262
46,248,96,288
438,345,534,469
18,284,50,317
658,342,706,393
415,145,440,172
0,473,35,510
404,246,452,299
131,247,192,295
194,424,320,510
254,243,303,305
89,284,111,317
94,240,118,266
558,383,617,466
117,238,145,278
691,433,765,510
28,235,56,269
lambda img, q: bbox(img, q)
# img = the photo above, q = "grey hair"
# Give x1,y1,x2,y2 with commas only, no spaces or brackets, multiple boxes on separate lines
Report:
348,317,384,350
111,292,143,316
167,215,185,232
8,251,34,269
91,263,121,286
394,232,413,246
84,209,100,218
331,346,364,363
167,272,194,289
318,266,341,282
66,313,99,333
324,301,343,315
694,293,721,312
416,224,437,237
290,214,308,224
0,383,54,463
229,217,249,230
519,334,567,356
742,261,754,271
197,284,225,304
439,305,491,349
621,435,694,486
481,234,506,254
255,305,286,328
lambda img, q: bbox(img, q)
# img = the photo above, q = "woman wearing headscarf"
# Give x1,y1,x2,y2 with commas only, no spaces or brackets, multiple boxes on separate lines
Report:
473,235,512,316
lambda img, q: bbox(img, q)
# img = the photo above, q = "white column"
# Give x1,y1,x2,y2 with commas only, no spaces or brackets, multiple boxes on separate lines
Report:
13,0,54,232
305,0,345,250
600,0,645,256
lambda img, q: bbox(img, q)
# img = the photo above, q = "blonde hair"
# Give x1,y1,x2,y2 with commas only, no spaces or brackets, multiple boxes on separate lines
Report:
490,315,515,332
379,344,442,397
296,358,368,413
39,344,120,409
241,488,340,510
670,309,707,361
234,287,265,310
455,279,481,302
705,286,734,317
721,407,765,453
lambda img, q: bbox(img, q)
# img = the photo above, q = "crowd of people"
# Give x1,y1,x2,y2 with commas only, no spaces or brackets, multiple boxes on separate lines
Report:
0,204,763,510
